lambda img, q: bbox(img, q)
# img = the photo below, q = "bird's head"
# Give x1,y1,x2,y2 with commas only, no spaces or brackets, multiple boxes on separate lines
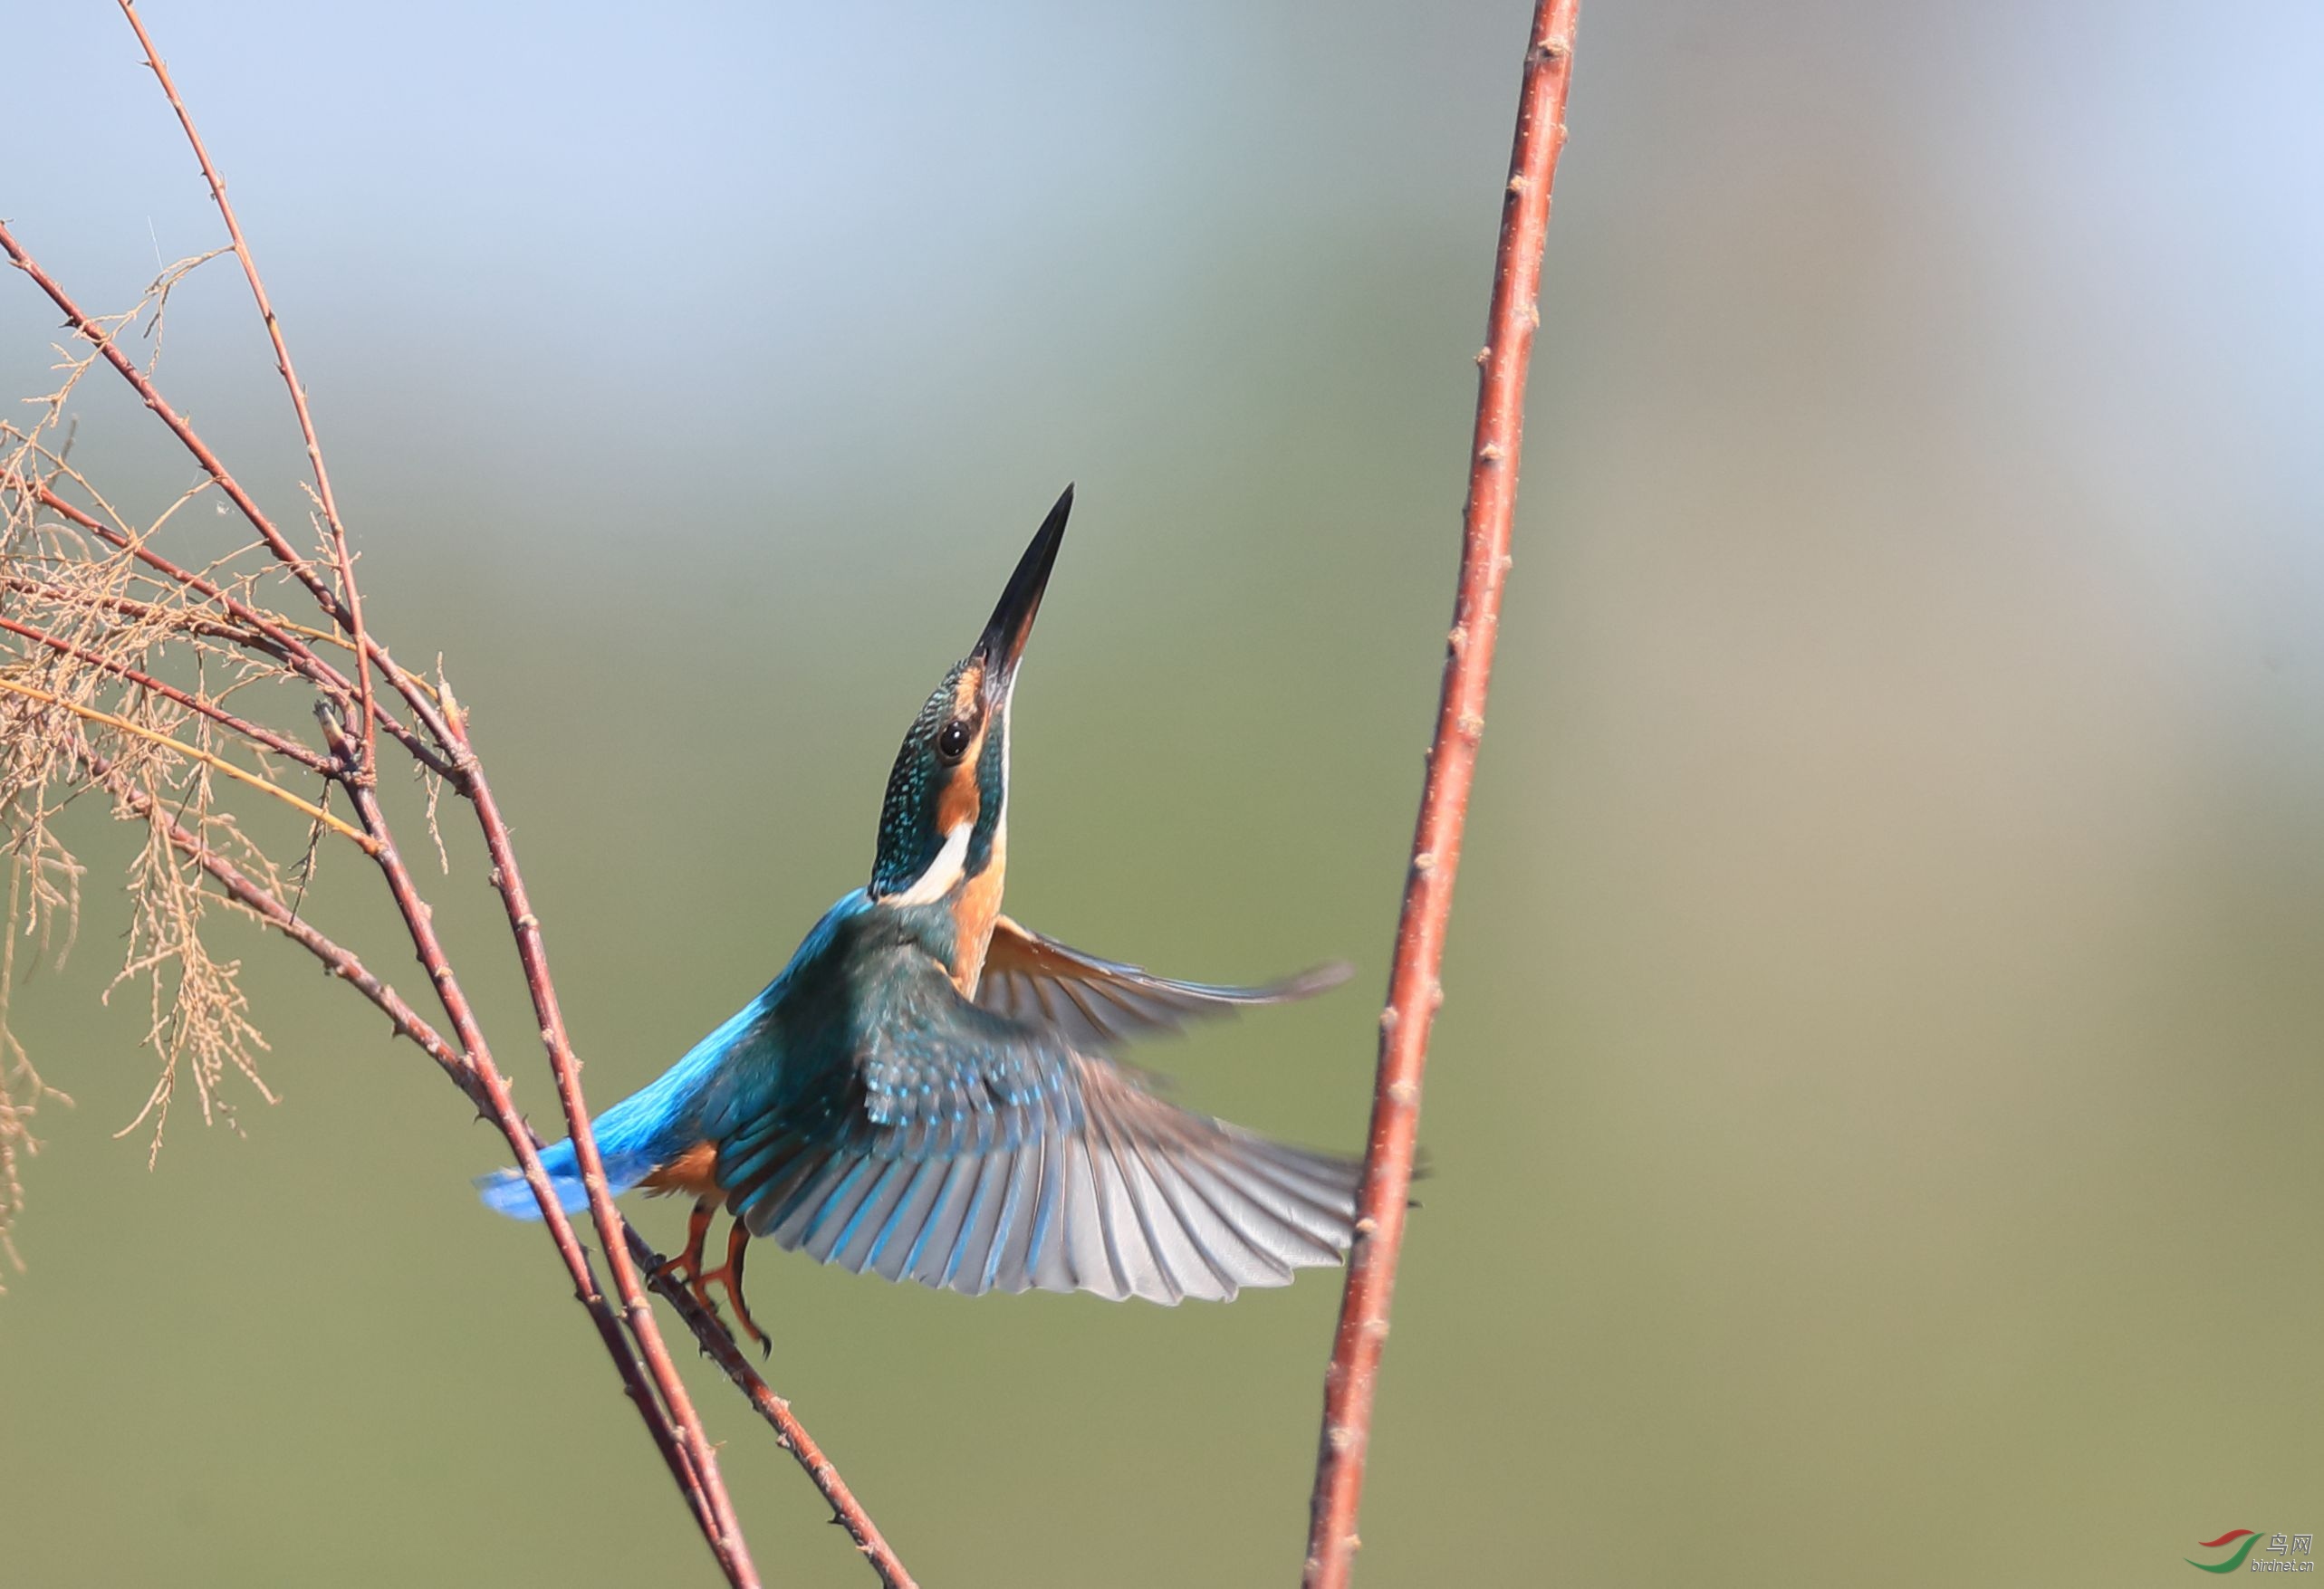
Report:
867,485,1070,914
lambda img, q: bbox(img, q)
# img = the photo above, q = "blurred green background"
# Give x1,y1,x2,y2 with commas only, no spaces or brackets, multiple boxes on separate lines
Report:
5,1,2321,1584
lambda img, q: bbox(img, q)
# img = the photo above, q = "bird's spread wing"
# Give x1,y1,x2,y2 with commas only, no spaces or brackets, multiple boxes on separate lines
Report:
715,945,1357,1304
973,914,1350,1050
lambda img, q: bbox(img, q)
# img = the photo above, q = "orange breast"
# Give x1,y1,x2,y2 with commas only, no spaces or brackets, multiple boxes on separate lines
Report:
949,824,1007,994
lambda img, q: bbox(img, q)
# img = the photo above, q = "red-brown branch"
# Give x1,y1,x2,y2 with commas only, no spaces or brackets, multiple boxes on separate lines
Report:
117,0,379,760
431,714,761,1579
3,470,454,778
127,736,913,1584
0,611,334,772
639,1243,920,1589
5,197,914,1585
5,26,920,1573
1302,5,1580,1584
0,242,458,773
79,744,722,1547
314,711,756,1588
0,223,345,627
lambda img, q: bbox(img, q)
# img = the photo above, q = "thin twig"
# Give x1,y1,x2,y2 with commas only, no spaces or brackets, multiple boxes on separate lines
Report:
80,743,725,1548
0,611,333,771
639,1242,920,1589
117,0,379,761
3,471,454,777
0,251,456,772
427,711,761,1580
1,44,913,1583
1301,5,1580,1585
0,223,345,625
311,710,758,1589
0,675,371,849
104,726,910,1585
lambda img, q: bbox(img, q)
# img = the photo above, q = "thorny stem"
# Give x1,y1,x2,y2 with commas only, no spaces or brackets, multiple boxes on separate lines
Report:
314,711,757,1589
428,712,759,1581
0,223,346,627
0,610,332,771
3,37,917,1575
101,717,912,1587
78,743,725,1552
1302,5,1580,1585
115,0,379,761
0,674,370,849
3,470,454,778
640,1243,920,1589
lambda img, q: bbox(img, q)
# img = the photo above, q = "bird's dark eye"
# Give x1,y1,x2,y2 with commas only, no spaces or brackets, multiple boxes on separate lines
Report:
936,720,974,761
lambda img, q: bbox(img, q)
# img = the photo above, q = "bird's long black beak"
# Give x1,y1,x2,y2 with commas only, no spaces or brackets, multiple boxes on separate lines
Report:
975,483,1071,686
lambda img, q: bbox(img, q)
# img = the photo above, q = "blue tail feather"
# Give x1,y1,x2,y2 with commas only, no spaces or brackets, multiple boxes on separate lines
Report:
475,1137,660,1220
473,990,770,1220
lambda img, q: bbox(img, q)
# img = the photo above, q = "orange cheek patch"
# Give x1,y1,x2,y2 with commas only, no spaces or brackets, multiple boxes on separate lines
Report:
934,741,985,834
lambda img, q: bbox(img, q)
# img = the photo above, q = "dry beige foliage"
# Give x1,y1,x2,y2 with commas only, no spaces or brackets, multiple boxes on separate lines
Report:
0,256,350,1256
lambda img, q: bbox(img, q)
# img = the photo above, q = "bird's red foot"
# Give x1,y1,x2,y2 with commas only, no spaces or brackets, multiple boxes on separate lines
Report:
654,1198,717,1287
694,1218,769,1358
657,1198,769,1358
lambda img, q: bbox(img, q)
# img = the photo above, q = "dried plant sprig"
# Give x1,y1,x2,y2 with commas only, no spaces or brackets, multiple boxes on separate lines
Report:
76,742,728,1547
109,763,278,1158
114,0,378,761
0,676,363,847
0,46,962,1589
0,613,334,771
0,228,344,633
0,852,73,1284
0,240,775,1583
2,466,456,778
1301,5,1581,1584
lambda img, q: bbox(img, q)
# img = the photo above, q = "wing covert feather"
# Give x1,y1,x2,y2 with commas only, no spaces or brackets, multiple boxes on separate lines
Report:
717,946,1357,1303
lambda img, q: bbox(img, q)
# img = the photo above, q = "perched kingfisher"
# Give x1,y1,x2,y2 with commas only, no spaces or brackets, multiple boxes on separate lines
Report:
479,487,1359,1348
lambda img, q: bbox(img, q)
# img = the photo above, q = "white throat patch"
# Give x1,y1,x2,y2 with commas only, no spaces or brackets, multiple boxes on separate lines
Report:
888,818,972,906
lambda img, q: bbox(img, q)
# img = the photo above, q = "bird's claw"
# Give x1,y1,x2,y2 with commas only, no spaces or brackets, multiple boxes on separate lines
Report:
663,1196,769,1356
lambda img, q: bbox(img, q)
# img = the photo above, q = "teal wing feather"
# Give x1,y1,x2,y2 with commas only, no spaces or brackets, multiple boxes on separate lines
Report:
974,914,1351,1050
718,941,1356,1305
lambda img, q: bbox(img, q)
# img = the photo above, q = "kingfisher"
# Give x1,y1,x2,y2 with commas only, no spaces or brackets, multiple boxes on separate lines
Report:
479,487,1359,1350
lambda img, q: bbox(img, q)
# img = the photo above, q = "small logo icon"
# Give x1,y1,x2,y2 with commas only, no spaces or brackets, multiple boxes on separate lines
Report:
2190,1531,2264,1574
2190,1530,2317,1574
